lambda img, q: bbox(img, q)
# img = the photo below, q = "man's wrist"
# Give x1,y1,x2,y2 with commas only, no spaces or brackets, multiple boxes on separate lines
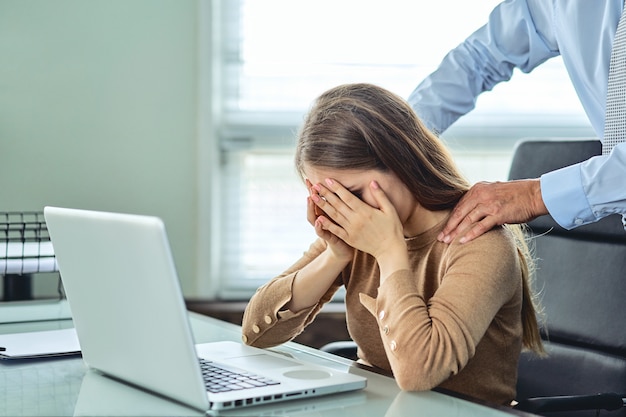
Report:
530,178,549,218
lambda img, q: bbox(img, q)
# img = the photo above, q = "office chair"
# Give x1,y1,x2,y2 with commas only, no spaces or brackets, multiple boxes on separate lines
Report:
508,139,626,416
321,139,626,416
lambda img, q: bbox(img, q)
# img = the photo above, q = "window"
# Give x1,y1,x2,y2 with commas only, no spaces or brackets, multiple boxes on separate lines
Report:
210,0,593,299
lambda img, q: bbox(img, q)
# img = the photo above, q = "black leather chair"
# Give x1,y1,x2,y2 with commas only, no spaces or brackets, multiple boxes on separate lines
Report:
322,139,626,416
508,139,626,416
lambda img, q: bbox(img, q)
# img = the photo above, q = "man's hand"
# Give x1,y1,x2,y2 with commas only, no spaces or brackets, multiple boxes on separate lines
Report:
438,179,549,244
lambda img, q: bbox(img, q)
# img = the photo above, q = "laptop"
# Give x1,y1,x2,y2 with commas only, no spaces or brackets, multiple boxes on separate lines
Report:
43,206,366,412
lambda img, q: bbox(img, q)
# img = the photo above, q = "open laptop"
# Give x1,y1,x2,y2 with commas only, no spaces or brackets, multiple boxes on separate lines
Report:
43,206,366,413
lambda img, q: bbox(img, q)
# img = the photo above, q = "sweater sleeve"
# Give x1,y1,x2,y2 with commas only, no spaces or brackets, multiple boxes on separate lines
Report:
242,239,344,348
359,230,521,391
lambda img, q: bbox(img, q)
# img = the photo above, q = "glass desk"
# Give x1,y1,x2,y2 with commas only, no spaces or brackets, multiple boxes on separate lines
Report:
0,311,537,416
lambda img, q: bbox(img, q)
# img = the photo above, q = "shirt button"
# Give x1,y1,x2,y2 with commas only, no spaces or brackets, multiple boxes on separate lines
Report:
574,218,584,225
390,340,397,351
378,310,386,321
241,334,248,343
252,324,261,333
382,325,389,335
264,315,272,324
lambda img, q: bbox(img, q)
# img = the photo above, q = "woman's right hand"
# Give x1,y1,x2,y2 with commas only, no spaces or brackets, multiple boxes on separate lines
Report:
306,180,353,262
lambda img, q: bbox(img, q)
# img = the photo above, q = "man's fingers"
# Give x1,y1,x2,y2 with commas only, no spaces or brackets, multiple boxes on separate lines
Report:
438,196,477,242
440,209,497,244
440,207,483,243
439,198,496,243
458,217,497,244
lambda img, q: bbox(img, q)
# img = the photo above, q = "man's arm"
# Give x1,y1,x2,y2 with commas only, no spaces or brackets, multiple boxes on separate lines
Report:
408,0,558,133
542,142,626,228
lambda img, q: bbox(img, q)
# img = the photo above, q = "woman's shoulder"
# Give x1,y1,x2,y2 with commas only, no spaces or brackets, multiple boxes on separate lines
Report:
439,227,525,292
456,225,518,248
445,225,521,268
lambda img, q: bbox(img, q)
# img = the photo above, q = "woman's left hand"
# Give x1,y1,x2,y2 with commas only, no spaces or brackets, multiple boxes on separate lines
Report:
311,178,406,261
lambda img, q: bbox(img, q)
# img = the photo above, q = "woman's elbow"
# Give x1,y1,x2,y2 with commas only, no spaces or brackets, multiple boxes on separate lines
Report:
392,361,453,392
394,370,440,392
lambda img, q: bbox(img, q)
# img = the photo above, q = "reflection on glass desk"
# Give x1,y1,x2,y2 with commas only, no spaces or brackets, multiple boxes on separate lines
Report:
0,311,537,417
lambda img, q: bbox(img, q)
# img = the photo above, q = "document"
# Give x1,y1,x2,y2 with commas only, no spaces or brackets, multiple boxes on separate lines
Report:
0,328,80,359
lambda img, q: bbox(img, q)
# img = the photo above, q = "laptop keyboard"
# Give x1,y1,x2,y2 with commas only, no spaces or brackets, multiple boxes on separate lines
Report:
199,358,280,393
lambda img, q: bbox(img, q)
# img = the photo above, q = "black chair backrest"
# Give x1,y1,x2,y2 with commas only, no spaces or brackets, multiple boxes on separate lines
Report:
509,139,626,417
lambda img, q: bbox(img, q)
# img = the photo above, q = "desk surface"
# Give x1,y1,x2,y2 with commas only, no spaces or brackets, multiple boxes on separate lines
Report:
0,309,536,417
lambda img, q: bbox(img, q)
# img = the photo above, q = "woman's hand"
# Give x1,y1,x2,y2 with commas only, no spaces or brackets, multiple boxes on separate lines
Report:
306,179,353,262
309,178,407,266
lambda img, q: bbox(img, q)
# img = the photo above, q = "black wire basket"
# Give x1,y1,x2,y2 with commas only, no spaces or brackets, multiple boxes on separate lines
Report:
1,212,58,276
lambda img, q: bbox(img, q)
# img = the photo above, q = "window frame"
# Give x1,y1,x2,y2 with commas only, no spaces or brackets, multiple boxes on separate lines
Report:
202,0,596,300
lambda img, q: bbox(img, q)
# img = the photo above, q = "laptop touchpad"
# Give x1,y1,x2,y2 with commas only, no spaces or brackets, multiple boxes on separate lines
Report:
283,370,331,379
227,354,301,370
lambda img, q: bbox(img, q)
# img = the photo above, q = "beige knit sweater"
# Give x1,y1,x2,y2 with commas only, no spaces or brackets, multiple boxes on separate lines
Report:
242,220,524,406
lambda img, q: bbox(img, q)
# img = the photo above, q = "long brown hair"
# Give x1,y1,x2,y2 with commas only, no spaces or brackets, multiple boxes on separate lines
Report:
296,83,469,210
295,83,544,354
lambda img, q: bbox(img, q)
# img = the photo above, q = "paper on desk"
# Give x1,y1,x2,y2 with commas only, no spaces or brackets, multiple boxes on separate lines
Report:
0,328,81,359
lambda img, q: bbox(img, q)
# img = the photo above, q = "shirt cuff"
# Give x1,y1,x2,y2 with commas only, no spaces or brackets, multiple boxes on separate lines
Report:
540,164,596,229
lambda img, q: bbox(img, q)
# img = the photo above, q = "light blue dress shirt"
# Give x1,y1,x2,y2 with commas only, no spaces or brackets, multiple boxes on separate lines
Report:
408,0,626,230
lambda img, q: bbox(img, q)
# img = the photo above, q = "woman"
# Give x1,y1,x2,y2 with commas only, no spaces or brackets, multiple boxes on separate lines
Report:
241,83,543,406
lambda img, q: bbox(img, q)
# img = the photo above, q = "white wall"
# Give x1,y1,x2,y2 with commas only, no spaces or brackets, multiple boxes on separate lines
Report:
0,0,203,296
